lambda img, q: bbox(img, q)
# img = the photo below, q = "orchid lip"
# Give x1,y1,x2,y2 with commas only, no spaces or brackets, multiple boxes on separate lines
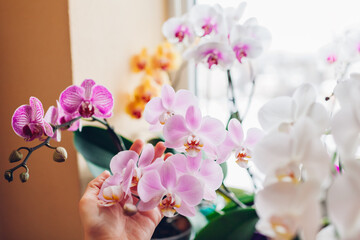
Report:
79,101,95,118
159,193,181,217
184,135,203,157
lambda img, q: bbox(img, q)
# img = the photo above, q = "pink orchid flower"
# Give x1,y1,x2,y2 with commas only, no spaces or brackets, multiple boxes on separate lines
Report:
144,84,197,131
217,118,263,167
44,105,61,142
162,16,195,45
98,161,134,207
12,97,53,141
137,161,204,217
109,144,162,193
168,154,223,201
56,100,81,131
59,79,113,118
184,36,235,69
163,105,226,158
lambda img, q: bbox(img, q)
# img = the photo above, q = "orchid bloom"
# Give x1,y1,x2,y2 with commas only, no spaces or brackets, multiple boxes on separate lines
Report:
230,23,271,63
59,79,113,118
12,97,53,141
137,161,204,217
44,105,61,142
130,48,150,73
217,118,263,167
189,4,226,38
183,36,235,69
331,74,360,163
253,118,331,185
109,144,161,192
327,160,360,240
163,105,226,158
258,83,329,134
151,42,181,72
167,154,223,201
319,42,341,65
162,16,195,45
255,181,322,240
144,84,197,131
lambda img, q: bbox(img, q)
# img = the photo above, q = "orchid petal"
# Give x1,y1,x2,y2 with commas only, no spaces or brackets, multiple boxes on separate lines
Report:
293,83,317,119
138,144,155,168
185,106,202,131
160,161,177,189
173,90,198,115
59,85,84,114
167,154,188,173
187,154,202,172
110,150,139,174
81,79,96,100
176,202,196,217
199,159,223,190
244,128,264,149
92,85,114,117
137,197,162,212
12,105,32,138
163,115,189,148
228,118,244,144
175,174,203,206
198,117,226,146
44,106,58,125
144,97,165,124
43,121,54,137
29,97,44,123
161,85,175,109
138,170,165,202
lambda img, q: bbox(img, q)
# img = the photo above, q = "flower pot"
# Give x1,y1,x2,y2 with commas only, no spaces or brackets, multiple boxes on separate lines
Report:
151,215,192,240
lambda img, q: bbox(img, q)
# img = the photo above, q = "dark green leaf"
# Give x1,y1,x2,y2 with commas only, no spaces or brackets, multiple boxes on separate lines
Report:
196,208,258,240
73,126,133,176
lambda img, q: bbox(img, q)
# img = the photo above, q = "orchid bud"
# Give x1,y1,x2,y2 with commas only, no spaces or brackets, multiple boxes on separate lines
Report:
53,147,68,163
20,172,29,183
123,203,137,216
4,171,13,182
9,150,23,163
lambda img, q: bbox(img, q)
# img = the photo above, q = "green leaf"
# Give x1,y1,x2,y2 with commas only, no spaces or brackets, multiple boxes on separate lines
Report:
195,208,258,240
73,126,133,176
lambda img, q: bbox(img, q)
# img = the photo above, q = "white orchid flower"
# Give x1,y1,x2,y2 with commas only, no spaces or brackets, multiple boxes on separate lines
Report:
258,83,329,134
162,15,195,45
253,118,331,185
255,181,322,240
327,160,360,240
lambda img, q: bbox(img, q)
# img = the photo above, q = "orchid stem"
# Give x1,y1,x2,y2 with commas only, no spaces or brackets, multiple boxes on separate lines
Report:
240,62,256,124
91,117,126,152
246,167,257,191
226,70,241,126
218,184,247,209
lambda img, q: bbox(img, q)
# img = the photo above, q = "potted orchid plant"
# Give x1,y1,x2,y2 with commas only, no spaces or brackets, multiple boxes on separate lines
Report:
5,2,360,240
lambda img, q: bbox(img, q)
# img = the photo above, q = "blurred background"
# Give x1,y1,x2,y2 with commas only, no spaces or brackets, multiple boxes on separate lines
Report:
1,0,359,239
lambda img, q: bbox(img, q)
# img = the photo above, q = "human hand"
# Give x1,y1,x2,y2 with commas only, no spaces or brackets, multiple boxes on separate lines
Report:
79,140,168,240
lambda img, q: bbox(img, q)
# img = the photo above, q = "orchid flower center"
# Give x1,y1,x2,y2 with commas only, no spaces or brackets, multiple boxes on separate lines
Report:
79,100,95,118
234,45,249,63
136,61,146,70
175,25,189,42
269,215,297,240
159,193,181,217
326,55,337,64
235,148,251,168
102,185,123,202
207,53,219,69
201,18,216,37
131,168,141,187
184,135,203,157
23,124,44,141
275,163,301,184
159,111,175,125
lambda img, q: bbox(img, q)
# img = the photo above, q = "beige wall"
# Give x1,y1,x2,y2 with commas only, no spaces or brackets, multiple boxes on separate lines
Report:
0,0,167,239
0,0,82,239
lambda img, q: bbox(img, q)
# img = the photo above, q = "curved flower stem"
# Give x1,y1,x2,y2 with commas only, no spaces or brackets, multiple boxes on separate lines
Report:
5,116,82,181
246,167,257,191
240,62,256,124
226,69,241,125
91,117,126,152
218,183,247,208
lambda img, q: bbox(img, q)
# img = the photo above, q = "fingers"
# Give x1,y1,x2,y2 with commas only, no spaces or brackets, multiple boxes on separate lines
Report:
153,142,166,161
164,153,173,160
83,170,111,199
130,139,144,155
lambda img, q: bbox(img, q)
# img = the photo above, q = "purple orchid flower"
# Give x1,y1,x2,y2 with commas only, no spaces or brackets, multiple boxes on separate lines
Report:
144,84,198,131
59,79,113,118
137,161,204,217
163,105,226,158
12,97,54,141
